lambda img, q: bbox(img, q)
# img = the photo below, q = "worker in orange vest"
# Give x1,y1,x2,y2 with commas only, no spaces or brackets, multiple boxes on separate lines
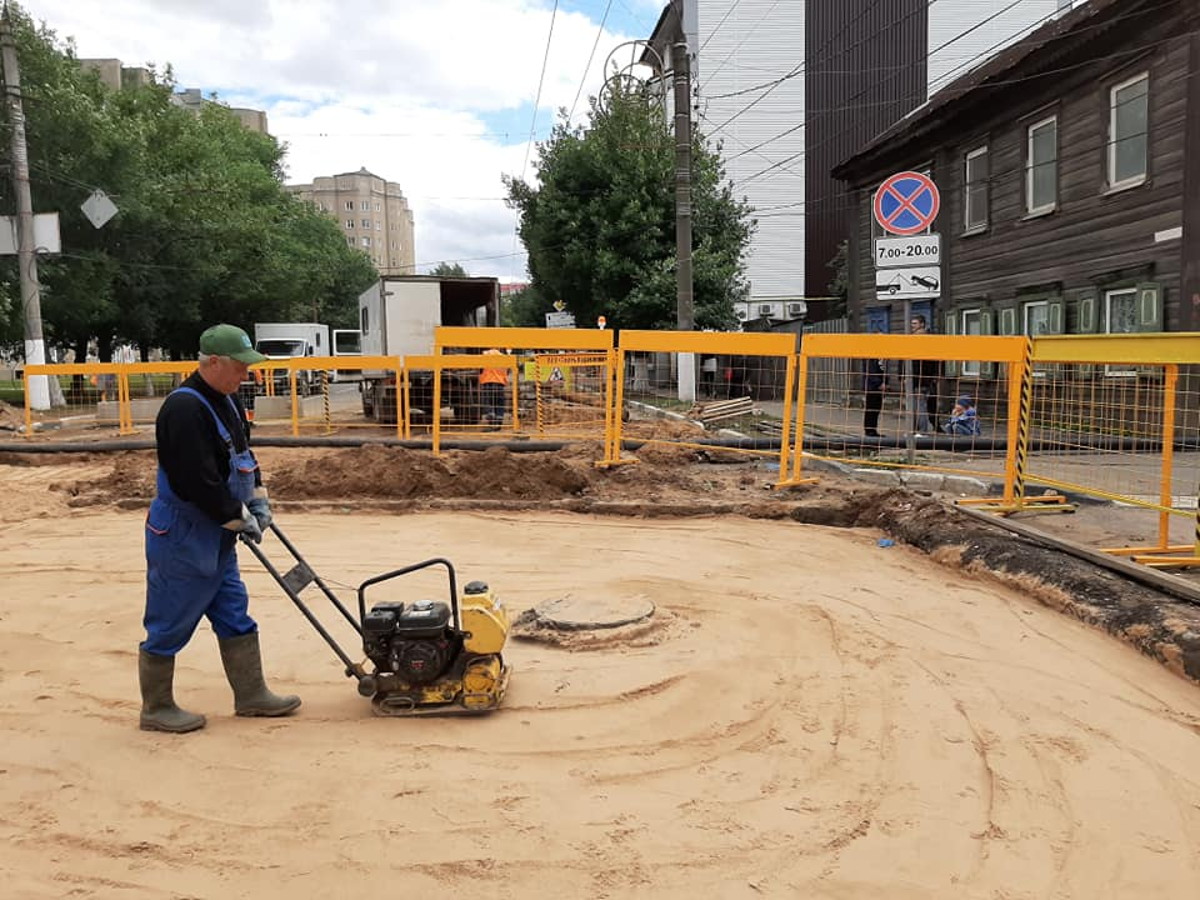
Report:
479,348,508,428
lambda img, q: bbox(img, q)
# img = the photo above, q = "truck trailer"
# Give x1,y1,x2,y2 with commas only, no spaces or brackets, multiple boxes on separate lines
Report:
358,275,500,424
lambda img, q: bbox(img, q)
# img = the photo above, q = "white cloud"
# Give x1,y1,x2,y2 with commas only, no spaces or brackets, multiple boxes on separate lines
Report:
23,0,642,280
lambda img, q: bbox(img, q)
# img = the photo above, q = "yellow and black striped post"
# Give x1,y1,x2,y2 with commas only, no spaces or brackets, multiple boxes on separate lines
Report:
534,360,544,436
1012,336,1034,510
321,370,331,434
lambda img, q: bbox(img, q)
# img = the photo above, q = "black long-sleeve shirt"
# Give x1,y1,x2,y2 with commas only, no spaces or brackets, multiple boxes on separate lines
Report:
155,372,261,524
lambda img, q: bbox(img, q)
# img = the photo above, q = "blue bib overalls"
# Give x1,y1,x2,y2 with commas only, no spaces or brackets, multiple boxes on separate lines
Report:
141,388,259,657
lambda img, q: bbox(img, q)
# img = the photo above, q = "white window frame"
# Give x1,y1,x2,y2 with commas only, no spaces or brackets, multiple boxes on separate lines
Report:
1023,299,1050,337
361,236,371,247
1104,287,1138,376
1023,299,1052,378
960,307,983,377
374,201,382,211
1025,115,1058,215
964,145,989,233
344,219,354,229
361,218,371,228
1108,72,1149,190
360,200,371,211
344,201,354,211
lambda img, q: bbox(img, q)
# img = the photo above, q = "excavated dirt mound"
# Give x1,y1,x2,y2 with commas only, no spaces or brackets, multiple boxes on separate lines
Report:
268,445,592,501
51,451,156,506
49,444,783,508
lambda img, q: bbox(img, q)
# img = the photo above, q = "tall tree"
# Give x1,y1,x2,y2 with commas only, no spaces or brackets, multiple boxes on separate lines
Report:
505,83,754,331
429,261,469,277
500,284,549,328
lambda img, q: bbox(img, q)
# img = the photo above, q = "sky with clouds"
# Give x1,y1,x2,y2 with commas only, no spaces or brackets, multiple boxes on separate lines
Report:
23,0,668,281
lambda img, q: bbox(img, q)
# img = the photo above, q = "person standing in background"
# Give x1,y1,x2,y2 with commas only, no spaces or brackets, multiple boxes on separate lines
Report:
479,348,509,428
909,315,940,434
863,354,887,438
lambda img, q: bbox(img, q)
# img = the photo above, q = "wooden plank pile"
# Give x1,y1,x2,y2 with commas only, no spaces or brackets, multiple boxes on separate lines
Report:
687,396,755,425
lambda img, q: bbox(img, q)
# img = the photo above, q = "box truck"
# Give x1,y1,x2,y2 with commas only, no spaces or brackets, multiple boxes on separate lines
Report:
357,275,500,423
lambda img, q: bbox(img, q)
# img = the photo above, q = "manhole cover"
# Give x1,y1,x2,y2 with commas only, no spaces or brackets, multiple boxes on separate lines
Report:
528,594,656,631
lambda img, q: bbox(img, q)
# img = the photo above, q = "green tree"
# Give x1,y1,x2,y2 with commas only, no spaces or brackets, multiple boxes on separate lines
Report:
500,285,549,328
505,83,754,331
429,261,469,277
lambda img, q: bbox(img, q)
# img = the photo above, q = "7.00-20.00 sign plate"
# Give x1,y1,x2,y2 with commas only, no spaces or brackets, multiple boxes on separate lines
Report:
874,235,940,269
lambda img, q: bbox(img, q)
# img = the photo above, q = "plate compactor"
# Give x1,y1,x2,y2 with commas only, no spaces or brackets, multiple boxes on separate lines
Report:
240,525,511,716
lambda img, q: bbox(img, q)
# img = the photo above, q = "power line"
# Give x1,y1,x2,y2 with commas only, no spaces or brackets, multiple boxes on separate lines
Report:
745,71,1187,223
699,0,744,54
696,110,803,180
569,0,614,124
709,0,1043,148
701,0,786,88
708,0,1089,163
729,6,1179,191
705,0,907,138
519,0,560,184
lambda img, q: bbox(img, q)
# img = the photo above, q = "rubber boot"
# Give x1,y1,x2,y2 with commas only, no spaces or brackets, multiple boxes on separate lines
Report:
218,632,301,717
138,650,206,733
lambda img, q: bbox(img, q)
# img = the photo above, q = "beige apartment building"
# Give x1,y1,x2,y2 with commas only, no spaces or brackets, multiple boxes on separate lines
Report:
286,168,416,274
79,60,270,134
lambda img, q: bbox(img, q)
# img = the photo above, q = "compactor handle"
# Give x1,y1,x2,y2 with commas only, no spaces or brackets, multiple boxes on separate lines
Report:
357,557,460,629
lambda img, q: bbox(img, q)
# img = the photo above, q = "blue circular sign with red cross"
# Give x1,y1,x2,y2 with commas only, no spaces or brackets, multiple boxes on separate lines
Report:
873,171,941,236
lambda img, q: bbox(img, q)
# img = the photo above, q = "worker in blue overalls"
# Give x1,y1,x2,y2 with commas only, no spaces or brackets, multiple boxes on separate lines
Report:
139,324,300,733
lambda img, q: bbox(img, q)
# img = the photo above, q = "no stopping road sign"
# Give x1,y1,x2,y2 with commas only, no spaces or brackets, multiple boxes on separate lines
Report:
873,171,940,236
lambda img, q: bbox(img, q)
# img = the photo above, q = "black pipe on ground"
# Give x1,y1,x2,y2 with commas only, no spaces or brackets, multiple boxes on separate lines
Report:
0,433,1183,455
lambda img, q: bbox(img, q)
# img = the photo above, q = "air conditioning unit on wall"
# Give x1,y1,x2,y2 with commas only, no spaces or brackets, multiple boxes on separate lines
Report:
787,302,806,317
735,308,748,320
758,304,774,317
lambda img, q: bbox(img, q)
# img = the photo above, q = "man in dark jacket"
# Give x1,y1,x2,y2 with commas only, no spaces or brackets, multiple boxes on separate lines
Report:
139,324,300,733
863,355,887,437
910,315,940,434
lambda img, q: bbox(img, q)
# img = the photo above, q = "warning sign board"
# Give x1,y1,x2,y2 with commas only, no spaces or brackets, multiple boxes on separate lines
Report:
534,353,609,368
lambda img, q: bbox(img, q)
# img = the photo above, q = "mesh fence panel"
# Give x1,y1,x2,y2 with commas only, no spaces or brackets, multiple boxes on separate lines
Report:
791,333,1029,494
1024,364,1173,505
611,331,797,470
434,326,616,450
528,352,611,440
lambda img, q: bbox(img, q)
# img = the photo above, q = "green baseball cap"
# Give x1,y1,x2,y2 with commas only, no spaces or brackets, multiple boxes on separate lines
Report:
199,324,266,364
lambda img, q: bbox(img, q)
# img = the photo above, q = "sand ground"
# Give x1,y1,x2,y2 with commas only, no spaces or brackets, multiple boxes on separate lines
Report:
2,460,1200,898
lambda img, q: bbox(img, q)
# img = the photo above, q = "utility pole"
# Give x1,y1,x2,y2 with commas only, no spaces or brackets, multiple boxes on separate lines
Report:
672,38,697,403
0,5,50,410
672,40,694,331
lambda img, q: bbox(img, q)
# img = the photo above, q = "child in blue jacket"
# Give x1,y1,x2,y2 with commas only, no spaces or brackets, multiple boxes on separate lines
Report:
943,394,982,436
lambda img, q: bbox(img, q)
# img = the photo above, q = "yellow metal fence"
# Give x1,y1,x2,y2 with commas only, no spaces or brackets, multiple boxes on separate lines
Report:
18,330,1200,565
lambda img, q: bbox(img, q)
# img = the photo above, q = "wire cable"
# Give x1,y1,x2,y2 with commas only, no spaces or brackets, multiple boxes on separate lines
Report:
699,0,744,54
730,8,1179,191
519,0,560,184
568,0,614,124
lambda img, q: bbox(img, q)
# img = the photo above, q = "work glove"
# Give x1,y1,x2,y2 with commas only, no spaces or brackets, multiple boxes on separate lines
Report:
248,496,272,532
223,505,263,544
237,514,263,544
